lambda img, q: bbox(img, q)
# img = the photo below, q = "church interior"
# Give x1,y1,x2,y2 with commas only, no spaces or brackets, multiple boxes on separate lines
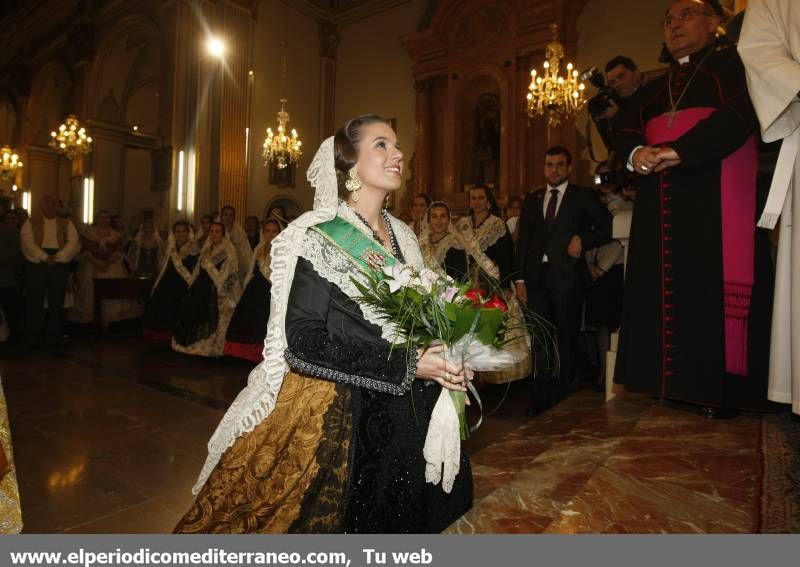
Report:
1,0,798,534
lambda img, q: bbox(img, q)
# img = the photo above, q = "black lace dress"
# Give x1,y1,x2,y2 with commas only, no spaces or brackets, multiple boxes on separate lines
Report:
173,260,223,348
224,263,271,362
144,254,198,341
284,257,473,533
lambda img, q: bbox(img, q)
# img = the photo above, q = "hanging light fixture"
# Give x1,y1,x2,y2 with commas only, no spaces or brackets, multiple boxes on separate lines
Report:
0,146,23,180
49,115,93,160
262,0,302,171
526,23,586,128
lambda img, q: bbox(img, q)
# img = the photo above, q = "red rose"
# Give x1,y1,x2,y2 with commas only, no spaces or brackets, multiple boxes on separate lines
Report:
483,294,508,313
464,289,487,304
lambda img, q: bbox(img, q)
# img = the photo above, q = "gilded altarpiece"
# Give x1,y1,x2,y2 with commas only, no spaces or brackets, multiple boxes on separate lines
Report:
403,0,587,210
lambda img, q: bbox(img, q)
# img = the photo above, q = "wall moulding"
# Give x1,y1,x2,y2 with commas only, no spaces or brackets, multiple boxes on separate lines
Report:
402,0,588,203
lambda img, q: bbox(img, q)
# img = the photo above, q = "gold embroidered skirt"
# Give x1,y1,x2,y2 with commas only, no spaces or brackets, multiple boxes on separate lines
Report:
174,371,351,533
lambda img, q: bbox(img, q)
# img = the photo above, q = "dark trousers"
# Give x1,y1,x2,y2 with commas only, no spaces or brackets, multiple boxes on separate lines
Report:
25,260,69,343
527,265,584,404
0,286,21,342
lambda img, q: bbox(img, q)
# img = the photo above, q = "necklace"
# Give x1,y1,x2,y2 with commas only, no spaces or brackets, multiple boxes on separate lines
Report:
667,46,715,128
348,205,402,259
350,207,386,245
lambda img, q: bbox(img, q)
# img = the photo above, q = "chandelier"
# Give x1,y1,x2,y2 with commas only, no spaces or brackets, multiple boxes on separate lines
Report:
262,0,302,172
49,115,93,160
526,24,586,128
262,98,302,170
0,146,23,180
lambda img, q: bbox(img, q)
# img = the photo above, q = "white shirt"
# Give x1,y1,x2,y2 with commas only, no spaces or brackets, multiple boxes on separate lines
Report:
542,180,568,218
20,217,80,264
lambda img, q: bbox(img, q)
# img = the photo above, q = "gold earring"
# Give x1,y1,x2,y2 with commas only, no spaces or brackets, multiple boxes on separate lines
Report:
345,167,361,202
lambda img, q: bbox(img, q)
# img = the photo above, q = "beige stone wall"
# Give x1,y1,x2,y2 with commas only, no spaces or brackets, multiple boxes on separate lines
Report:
247,2,321,220
334,0,428,212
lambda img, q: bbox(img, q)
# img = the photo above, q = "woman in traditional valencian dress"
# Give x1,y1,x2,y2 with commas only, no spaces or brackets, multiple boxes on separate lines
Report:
143,221,197,342
172,222,241,357
418,201,469,281
126,219,165,279
456,186,532,384
456,185,516,289
223,219,282,362
67,210,141,324
174,115,473,534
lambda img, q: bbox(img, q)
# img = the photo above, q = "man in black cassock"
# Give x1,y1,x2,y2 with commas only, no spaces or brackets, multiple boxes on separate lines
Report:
614,0,773,417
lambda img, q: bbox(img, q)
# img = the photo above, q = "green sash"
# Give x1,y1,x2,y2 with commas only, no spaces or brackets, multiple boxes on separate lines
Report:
311,216,398,276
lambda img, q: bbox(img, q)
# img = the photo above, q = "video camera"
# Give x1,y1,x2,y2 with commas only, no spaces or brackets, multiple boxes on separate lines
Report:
580,67,625,120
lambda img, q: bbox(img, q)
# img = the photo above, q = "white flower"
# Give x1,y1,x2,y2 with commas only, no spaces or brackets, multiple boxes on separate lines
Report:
383,263,414,293
418,268,440,293
441,286,459,303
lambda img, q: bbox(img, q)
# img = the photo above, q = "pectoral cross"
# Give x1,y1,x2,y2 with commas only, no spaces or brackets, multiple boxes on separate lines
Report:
667,109,678,129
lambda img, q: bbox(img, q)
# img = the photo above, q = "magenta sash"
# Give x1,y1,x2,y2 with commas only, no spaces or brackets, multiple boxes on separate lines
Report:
645,108,757,376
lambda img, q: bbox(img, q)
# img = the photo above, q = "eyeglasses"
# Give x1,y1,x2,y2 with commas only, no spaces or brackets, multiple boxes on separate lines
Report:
662,8,713,29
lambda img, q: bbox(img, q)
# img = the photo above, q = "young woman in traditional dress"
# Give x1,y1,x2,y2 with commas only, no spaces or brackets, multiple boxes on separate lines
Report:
223,219,282,362
456,186,527,385
143,221,197,342
174,115,473,534
126,219,165,279
171,222,241,357
456,185,516,288
418,201,469,280
67,210,141,325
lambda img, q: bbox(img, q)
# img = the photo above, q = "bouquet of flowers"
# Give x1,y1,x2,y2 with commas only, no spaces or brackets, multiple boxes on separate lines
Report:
352,263,534,439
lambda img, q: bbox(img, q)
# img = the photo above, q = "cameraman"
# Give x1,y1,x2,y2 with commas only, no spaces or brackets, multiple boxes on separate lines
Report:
591,56,644,148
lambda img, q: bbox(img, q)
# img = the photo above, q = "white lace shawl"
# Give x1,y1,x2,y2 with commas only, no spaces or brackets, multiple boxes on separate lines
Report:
456,214,507,253
150,233,195,295
420,223,500,281
190,237,242,305
224,223,253,282
242,238,273,288
192,138,423,494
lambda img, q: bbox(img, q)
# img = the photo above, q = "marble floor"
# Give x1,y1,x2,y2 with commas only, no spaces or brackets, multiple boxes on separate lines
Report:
0,333,777,533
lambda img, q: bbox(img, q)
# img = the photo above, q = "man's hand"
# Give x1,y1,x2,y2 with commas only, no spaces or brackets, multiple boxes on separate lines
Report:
632,146,663,175
654,147,681,172
45,255,56,267
588,264,605,281
515,281,527,306
567,235,583,259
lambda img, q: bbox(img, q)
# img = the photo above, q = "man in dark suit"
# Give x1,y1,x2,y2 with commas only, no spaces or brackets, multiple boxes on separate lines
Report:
516,146,612,415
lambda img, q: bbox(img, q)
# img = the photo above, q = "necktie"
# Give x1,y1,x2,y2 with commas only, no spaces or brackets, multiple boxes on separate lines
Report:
545,189,559,226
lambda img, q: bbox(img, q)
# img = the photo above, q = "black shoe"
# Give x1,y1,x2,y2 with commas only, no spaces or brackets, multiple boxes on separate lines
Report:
701,406,739,420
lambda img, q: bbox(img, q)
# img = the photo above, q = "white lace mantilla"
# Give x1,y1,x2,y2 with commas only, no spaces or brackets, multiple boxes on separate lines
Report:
456,214,507,252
